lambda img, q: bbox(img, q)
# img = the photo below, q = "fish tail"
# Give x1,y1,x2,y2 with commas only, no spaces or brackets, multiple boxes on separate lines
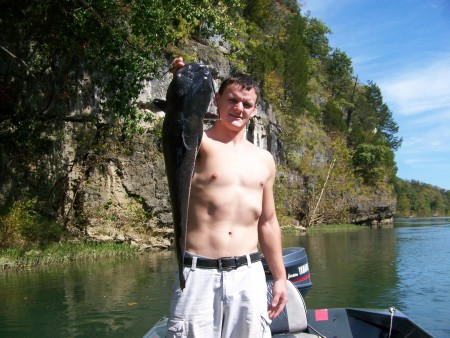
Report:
179,264,186,291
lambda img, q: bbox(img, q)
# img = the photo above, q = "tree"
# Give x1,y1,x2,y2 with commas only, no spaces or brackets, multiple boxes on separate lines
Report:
394,178,450,216
364,81,402,150
322,101,347,132
283,13,309,114
353,143,392,184
326,48,354,98
303,16,332,59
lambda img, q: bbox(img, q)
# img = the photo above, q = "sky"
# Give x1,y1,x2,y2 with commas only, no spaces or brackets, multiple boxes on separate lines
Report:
301,0,450,190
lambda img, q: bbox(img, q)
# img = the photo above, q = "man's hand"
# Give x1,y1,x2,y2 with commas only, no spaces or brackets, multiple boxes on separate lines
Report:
171,57,185,74
268,279,287,319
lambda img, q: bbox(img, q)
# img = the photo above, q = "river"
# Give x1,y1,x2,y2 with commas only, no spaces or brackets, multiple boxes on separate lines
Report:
1,217,449,337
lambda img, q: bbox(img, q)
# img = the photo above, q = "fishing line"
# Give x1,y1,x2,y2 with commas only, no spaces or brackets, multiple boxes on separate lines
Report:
157,66,176,79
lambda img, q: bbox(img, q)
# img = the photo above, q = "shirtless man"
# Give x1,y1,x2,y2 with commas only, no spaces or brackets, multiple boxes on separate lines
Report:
167,57,287,338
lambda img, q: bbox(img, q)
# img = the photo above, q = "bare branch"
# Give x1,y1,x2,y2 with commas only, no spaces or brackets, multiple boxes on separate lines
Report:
0,45,31,71
308,158,336,227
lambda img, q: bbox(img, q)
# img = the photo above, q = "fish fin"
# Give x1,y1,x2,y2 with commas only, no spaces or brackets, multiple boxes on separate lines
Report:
182,116,203,150
182,133,199,151
153,99,167,111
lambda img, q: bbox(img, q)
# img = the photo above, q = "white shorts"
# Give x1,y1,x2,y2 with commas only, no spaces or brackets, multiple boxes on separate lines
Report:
167,253,271,338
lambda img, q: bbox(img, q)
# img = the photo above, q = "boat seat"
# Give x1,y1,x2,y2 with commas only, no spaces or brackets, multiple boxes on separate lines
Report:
267,279,319,337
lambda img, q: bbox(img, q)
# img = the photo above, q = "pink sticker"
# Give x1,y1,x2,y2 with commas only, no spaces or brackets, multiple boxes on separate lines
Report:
315,309,329,321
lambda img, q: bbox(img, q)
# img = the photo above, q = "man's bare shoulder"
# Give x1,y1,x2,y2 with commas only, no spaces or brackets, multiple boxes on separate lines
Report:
243,141,276,173
200,131,214,149
248,141,274,159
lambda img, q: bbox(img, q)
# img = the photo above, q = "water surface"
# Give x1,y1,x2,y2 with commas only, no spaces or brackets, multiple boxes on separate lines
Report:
1,217,449,337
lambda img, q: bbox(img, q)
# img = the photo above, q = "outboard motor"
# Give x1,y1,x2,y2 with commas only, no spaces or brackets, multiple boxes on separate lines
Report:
262,247,312,295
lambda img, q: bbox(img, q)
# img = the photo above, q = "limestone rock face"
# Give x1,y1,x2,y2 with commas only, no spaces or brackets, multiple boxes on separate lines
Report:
62,55,285,245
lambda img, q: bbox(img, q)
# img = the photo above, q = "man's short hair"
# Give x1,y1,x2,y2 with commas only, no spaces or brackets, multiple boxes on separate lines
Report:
218,73,260,103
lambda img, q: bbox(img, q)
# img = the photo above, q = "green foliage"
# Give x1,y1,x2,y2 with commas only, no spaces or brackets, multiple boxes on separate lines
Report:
126,197,148,226
0,0,243,155
0,241,140,268
282,13,309,114
351,81,402,151
394,178,450,216
275,116,355,226
299,14,401,188
0,0,407,241
303,16,332,59
322,100,347,132
243,0,308,111
304,134,355,225
326,48,354,98
353,144,395,184
1,0,247,229
0,198,63,248
306,223,364,233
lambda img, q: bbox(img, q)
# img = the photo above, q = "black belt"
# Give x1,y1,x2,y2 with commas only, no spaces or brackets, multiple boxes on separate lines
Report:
183,252,261,270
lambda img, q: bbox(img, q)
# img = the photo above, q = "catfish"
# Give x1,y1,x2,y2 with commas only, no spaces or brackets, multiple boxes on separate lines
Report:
155,62,217,290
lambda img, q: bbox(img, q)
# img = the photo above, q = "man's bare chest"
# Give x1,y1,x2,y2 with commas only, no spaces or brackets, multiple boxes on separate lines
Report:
194,150,267,189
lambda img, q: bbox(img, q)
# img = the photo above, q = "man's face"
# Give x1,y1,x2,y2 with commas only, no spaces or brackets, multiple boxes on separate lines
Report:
215,83,257,131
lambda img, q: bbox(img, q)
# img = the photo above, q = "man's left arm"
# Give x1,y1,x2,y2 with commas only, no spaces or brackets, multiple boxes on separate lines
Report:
258,154,287,319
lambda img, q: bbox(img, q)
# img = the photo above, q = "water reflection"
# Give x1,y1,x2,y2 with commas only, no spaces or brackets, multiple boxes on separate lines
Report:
0,251,176,338
395,216,450,227
283,227,399,309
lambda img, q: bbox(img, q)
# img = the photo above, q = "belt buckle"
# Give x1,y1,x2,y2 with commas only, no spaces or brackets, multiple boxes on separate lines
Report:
218,257,234,271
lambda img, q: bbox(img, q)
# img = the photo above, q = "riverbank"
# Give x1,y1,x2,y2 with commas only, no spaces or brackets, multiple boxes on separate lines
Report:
0,241,142,269
1,223,367,269
306,223,370,232
281,223,366,234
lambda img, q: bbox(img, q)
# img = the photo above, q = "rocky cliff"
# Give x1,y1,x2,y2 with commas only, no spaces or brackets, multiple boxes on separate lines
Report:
0,42,395,249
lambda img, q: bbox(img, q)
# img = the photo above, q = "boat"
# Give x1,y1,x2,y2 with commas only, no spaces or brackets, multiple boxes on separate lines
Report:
305,307,434,338
143,247,434,338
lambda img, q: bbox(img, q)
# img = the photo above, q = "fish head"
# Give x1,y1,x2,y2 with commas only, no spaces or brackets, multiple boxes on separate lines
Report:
163,63,217,149
156,63,218,119
168,63,215,117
